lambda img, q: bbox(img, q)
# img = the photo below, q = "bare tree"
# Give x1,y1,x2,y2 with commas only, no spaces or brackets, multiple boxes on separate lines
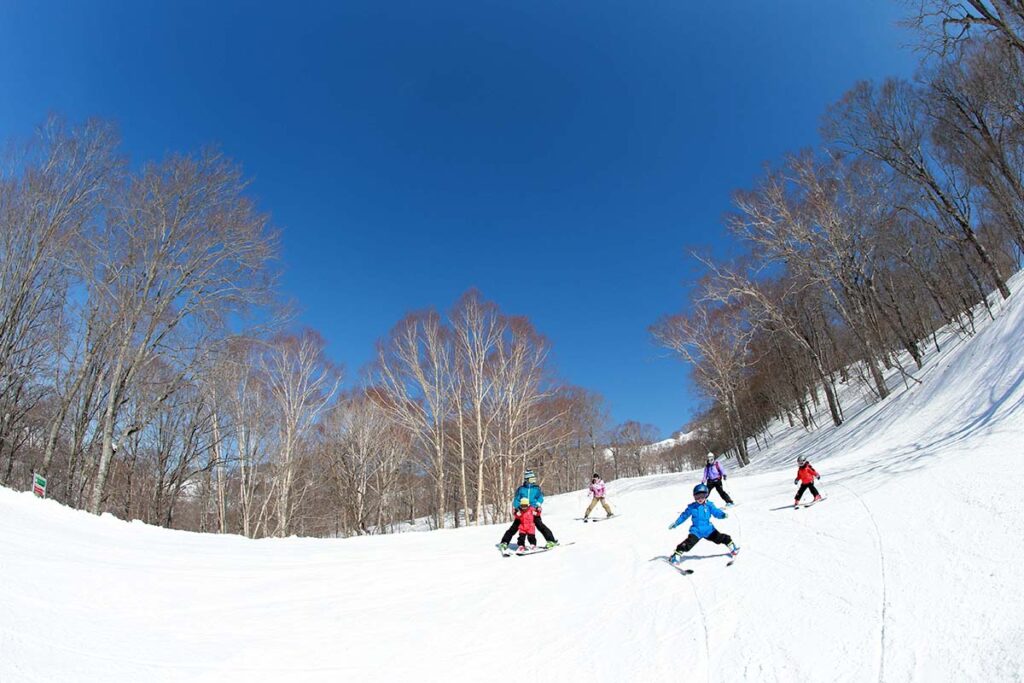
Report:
375,311,455,529
87,150,279,514
262,329,341,537
824,78,1011,299
652,301,756,464
323,388,407,535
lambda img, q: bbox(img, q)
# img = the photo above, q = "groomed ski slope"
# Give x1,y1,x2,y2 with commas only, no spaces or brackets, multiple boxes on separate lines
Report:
3,278,1024,682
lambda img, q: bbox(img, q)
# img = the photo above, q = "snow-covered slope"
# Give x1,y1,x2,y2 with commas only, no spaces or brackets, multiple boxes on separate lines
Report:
3,281,1024,682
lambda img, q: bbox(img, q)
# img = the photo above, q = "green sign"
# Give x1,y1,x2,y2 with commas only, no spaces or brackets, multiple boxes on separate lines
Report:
32,472,46,498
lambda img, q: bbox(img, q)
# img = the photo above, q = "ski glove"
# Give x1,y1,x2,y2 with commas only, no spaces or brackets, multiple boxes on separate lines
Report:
794,479,799,485
668,523,676,530
816,476,821,480
721,512,728,518
723,475,727,480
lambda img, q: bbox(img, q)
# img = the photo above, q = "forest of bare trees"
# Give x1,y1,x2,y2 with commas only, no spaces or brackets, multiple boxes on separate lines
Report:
0,129,660,537
655,1,1024,466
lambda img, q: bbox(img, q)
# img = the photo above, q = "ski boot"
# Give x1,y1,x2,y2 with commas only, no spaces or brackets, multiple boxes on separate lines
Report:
728,542,740,557
499,543,509,552
793,499,800,508
725,502,735,507
669,551,684,565
516,545,527,554
545,540,559,549
813,495,822,502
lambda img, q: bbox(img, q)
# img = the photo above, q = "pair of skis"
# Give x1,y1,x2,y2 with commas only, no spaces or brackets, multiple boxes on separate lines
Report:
575,514,621,523
657,552,736,575
498,541,576,557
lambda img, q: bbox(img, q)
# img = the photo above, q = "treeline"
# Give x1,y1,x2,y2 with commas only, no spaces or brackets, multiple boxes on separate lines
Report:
1,119,659,537
653,2,1024,465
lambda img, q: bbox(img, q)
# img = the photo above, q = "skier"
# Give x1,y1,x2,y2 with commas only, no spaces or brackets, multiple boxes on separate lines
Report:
701,452,734,506
667,483,738,564
514,497,539,553
793,455,822,508
583,473,614,520
498,469,559,552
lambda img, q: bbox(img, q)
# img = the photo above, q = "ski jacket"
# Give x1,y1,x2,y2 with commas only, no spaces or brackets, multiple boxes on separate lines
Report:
702,461,726,483
589,479,606,498
671,500,726,539
515,506,538,534
795,463,819,484
513,483,544,511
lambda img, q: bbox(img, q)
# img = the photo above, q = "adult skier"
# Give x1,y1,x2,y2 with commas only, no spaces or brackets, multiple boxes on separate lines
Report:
667,483,738,564
701,452,734,506
582,473,614,520
793,455,822,507
498,469,559,552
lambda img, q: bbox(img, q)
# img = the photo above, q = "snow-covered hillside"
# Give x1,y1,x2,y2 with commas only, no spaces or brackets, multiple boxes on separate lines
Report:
3,279,1024,682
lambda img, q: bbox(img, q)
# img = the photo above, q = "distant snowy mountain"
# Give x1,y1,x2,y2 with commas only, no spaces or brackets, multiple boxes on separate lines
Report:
643,430,696,454
3,275,1023,682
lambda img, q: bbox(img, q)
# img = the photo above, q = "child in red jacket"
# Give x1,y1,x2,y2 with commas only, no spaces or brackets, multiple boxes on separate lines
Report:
515,497,539,552
794,455,822,507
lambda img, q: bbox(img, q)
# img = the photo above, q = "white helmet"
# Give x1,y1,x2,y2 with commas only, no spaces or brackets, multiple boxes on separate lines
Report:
706,452,715,463
797,455,807,465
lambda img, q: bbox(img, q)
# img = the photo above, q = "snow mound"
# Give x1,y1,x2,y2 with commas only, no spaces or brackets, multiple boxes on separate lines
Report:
3,281,1024,681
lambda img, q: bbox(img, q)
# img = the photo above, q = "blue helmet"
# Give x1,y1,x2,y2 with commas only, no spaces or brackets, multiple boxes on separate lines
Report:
693,484,709,497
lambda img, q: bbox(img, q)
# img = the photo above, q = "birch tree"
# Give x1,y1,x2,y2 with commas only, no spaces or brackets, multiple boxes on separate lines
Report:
262,329,341,537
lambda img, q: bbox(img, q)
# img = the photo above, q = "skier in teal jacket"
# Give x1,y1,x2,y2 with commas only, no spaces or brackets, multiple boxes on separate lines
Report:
499,469,558,551
667,484,738,564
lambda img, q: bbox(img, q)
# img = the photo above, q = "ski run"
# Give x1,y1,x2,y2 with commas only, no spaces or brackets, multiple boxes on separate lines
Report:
3,274,1024,682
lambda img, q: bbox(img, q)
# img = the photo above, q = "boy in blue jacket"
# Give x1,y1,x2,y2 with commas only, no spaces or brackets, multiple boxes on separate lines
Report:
668,484,739,564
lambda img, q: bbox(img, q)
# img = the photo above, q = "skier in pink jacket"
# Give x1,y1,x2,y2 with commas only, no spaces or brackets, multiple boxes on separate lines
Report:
583,473,614,520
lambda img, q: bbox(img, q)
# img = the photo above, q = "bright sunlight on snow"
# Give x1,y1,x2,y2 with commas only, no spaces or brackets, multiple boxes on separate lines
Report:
3,277,1024,682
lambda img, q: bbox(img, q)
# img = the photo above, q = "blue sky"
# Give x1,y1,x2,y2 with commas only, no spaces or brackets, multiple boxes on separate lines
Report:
0,1,917,437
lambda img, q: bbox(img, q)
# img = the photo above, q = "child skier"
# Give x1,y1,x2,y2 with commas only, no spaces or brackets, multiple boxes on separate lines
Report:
702,452,734,506
793,455,822,507
667,484,738,564
499,469,559,552
583,473,614,520
515,497,539,553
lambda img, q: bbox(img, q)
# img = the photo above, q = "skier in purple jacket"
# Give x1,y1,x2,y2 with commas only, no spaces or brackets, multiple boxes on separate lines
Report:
702,452,734,506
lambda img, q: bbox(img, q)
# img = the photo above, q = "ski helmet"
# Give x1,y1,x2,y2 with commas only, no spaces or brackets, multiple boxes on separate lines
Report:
519,497,531,507
706,452,715,463
692,484,709,497
592,473,600,480
797,455,807,465
524,469,537,483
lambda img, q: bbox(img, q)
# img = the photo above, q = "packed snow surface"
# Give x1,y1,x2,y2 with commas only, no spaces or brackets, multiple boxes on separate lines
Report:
3,280,1024,682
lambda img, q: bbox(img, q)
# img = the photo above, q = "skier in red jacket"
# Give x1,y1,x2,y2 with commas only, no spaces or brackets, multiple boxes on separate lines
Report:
793,455,822,508
515,497,539,552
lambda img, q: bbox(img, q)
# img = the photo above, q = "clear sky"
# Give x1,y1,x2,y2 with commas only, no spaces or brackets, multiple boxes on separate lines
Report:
0,1,917,437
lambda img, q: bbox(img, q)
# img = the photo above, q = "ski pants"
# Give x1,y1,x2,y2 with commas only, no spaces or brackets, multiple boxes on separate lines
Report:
706,478,733,505
795,482,820,501
501,514,555,544
584,496,613,518
517,533,537,547
675,529,732,554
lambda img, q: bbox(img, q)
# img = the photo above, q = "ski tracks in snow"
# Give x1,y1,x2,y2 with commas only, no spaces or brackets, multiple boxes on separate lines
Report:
835,482,889,683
